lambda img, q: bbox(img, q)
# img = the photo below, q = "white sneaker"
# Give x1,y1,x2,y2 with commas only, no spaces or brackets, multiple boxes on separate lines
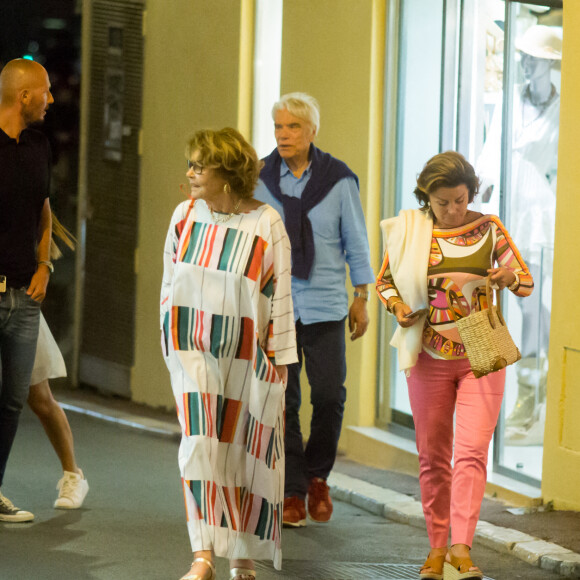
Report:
54,469,89,509
0,490,34,522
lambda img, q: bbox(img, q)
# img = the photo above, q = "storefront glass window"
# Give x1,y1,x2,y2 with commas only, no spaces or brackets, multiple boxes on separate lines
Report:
389,0,444,418
384,0,562,485
395,0,444,213
476,2,562,483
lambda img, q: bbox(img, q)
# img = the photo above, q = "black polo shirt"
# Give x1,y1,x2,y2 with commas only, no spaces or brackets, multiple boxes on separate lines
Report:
0,127,51,288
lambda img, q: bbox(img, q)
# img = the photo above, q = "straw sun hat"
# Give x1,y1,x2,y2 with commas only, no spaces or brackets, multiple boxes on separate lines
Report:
515,24,562,60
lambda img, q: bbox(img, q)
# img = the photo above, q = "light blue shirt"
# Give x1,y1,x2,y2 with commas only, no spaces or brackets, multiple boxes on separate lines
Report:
254,159,374,324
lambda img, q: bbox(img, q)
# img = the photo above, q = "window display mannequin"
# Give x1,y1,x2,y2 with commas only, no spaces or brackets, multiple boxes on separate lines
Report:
476,25,561,445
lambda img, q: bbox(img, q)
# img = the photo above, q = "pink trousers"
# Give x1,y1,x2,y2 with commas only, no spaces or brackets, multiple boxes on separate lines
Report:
406,351,505,548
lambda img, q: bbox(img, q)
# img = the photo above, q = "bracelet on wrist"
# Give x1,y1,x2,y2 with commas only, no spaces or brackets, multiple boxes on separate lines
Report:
38,260,54,273
387,297,403,314
508,272,520,292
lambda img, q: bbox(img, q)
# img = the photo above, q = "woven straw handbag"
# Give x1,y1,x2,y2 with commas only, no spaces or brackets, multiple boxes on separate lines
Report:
446,277,521,378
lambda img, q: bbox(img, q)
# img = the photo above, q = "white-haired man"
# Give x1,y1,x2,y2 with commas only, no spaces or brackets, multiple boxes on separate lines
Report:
254,92,374,526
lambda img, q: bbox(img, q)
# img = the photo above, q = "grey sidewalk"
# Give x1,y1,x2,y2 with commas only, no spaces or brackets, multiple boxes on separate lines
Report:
55,386,580,579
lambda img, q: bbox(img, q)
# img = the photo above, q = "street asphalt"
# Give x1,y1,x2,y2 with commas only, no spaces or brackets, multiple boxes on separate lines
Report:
1,385,578,579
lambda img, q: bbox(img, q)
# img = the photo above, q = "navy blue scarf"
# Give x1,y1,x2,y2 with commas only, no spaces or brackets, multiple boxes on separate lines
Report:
260,145,358,280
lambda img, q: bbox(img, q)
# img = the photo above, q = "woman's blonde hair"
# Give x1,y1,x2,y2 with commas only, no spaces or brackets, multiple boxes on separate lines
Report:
414,150,480,210
50,212,76,260
185,128,262,199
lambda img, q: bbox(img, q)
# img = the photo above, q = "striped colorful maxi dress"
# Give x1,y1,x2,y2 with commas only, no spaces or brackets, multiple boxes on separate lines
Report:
160,200,297,569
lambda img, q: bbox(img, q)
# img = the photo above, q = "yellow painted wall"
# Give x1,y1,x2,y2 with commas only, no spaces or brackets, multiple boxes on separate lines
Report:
541,2,580,510
131,0,387,433
125,0,580,511
132,0,243,407
279,0,384,442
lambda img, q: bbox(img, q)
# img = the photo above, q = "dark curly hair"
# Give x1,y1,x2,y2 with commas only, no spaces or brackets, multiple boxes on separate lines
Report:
414,151,480,210
185,128,263,199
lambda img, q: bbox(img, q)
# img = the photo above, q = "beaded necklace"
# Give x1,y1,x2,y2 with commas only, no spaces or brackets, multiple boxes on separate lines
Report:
209,198,242,223
521,84,556,128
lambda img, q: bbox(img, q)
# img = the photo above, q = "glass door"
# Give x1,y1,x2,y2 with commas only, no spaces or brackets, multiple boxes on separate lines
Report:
475,1,562,484
381,0,562,485
385,0,446,427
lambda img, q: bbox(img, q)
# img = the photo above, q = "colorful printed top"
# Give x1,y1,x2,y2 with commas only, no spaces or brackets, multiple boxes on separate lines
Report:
376,214,533,360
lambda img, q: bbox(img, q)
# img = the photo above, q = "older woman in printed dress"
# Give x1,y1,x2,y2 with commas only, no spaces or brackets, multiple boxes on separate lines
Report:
161,128,297,580
376,151,533,580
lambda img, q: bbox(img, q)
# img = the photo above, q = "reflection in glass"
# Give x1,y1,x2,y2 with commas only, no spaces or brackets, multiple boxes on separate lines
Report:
506,23,560,455
476,4,562,481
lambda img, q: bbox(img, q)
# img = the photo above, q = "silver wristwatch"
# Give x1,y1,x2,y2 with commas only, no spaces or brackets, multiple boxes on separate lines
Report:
354,290,370,301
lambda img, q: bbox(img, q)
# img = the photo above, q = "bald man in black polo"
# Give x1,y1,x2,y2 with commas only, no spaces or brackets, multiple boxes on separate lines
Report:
0,58,54,522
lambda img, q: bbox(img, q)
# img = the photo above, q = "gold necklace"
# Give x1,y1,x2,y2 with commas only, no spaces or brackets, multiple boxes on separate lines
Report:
209,198,242,223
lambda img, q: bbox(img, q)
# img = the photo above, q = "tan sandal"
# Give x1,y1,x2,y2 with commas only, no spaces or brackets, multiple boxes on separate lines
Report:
181,557,216,580
443,553,483,580
420,552,445,579
229,567,256,580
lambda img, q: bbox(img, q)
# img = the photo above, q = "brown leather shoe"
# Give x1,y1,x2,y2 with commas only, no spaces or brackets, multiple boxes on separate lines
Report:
307,477,333,523
283,496,306,528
